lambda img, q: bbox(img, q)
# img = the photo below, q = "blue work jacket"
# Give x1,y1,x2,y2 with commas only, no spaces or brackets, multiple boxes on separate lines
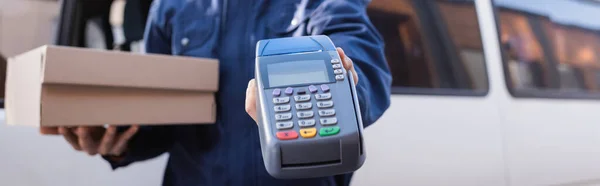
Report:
106,0,392,185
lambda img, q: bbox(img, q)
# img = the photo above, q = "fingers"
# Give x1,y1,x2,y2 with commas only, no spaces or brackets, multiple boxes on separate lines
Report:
336,48,359,84
59,127,82,151
337,48,353,70
40,127,60,135
351,66,359,85
245,79,258,122
58,125,138,156
76,127,98,155
98,126,117,155
110,125,139,156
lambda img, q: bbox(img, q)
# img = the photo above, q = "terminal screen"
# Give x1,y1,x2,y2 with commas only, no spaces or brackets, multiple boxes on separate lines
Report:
268,60,329,87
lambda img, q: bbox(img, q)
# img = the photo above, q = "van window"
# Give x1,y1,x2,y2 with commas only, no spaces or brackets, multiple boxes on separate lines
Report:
367,0,488,96
494,0,600,98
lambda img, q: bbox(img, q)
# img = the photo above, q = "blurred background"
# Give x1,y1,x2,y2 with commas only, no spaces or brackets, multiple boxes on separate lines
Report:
1,0,600,186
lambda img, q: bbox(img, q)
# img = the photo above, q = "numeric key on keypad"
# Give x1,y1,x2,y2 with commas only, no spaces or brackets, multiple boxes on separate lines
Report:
317,101,334,108
318,109,336,117
315,93,331,100
294,95,311,102
295,103,313,110
297,111,314,119
274,105,291,112
320,118,338,125
273,97,290,104
276,121,294,129
275,113,292,121
298,119,316,127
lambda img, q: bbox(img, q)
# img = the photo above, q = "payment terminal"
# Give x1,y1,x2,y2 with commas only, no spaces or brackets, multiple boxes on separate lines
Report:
254,35,366,179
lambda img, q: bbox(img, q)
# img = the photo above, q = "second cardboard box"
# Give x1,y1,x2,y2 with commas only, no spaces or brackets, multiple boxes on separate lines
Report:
5,45,219,127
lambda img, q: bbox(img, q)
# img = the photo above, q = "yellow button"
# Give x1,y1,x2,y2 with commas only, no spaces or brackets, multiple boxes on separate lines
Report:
299,128,317,138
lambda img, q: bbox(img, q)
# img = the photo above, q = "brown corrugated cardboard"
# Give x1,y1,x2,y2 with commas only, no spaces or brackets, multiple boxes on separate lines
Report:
5,45,219,127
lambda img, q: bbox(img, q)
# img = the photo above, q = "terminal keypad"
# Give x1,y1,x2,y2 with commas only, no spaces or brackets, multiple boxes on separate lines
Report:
271,84,339,139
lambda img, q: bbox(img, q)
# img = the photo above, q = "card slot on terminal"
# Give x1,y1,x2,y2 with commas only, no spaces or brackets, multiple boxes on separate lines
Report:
280,140,341,168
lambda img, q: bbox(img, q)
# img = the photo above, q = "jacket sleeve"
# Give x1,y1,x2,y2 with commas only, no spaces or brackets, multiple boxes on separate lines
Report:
307,0,392,127
104,126,176,169
103,0,176,169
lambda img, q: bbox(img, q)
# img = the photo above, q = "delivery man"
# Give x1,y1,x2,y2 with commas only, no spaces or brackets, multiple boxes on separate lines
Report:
41,0,392,185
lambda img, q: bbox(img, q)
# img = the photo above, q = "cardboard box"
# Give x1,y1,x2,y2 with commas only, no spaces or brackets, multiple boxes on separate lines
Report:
5,45,219,127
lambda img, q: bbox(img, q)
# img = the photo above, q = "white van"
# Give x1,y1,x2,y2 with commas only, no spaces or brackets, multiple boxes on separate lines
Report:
354,0,600,186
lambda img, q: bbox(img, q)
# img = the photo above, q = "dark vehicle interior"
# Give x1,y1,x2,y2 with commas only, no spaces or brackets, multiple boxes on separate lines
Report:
56,0,152,50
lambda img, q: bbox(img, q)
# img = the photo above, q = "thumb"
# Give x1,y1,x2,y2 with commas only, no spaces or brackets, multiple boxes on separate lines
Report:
245,79,258,123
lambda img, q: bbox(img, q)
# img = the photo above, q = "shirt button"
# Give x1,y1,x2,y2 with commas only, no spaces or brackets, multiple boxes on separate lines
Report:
181,38,190,46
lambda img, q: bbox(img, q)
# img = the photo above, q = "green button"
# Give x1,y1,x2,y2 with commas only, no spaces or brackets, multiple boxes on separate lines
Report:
319,126,340,136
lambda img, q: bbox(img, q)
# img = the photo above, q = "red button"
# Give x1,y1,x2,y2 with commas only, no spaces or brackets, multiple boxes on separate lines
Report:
276,131,299,140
